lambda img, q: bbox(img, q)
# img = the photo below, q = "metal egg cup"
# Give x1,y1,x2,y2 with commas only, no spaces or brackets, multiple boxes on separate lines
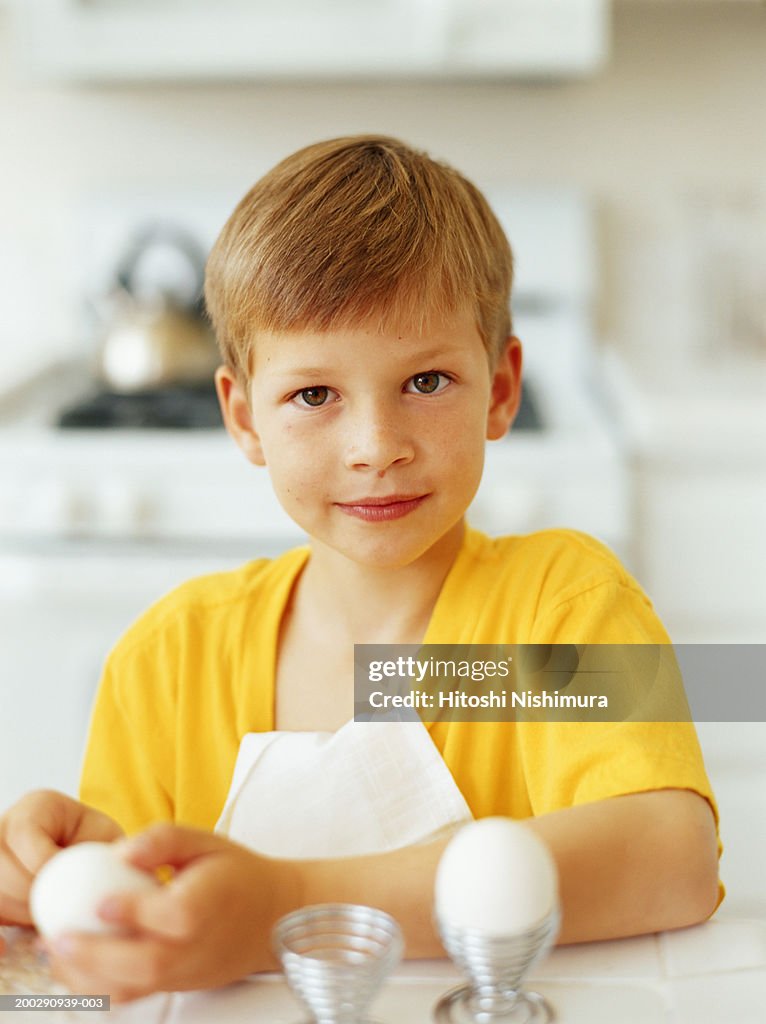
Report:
434,905,560,1023
272,903,404,1024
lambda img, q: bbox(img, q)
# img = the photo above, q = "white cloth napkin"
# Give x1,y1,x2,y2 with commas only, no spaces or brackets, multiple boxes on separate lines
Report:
215,719,473,859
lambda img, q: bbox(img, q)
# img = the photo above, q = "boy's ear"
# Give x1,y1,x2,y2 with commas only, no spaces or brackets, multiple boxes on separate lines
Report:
214,365,266,466
486,335,523,441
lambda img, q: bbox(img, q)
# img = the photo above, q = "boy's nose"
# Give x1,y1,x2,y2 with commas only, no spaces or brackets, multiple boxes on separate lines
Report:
343,405,415,474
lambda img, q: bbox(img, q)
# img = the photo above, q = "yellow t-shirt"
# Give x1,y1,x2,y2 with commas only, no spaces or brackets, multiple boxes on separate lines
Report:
80,526,723,909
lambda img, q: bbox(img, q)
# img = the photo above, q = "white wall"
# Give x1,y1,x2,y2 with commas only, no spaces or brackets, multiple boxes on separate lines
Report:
1,1,765,383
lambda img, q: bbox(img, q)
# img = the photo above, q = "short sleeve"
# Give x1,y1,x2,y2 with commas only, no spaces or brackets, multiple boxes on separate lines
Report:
516,576,724,913
79,637,177,836
521,578,720,815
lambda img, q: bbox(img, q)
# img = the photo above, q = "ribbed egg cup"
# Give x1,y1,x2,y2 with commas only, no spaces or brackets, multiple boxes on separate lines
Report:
433,906,560,1023
272,903,404,1024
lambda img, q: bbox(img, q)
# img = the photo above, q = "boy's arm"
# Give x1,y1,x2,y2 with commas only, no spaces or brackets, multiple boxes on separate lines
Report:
521,787,720,944
44,788,719,1000
286,787,720,953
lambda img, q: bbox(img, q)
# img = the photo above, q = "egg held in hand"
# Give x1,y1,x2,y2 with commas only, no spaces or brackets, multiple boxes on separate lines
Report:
435,817,558,936
30,841,159,939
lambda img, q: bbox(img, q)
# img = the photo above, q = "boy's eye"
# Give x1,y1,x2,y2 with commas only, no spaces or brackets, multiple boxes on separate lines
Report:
407,372,450,395
293,386,331,407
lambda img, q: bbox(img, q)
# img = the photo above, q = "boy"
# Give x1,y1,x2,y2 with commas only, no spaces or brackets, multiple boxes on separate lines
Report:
0,136,721,1003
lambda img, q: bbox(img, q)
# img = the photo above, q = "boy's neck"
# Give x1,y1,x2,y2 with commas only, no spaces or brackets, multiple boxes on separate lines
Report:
296,520,465,646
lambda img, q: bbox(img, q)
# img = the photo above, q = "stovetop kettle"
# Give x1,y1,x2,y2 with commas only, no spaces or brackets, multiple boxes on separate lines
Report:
97,224,219,393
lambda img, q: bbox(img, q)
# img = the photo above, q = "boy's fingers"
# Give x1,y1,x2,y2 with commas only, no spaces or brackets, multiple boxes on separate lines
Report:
48,932,178,997
10,818,124,880
7,794,123,876
74,811,125,845
48,955,124,1001
0,849,34,896
6,820,61,877
97,884,201,942
105,826,237,940
0,841,40,925
0,892,34,927
117,824,225,872
47,958,106,999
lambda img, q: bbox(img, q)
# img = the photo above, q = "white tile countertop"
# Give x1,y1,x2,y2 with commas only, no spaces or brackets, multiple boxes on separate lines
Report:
3,917,766,1024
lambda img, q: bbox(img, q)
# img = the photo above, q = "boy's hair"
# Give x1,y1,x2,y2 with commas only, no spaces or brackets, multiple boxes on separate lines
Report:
205,135,513,383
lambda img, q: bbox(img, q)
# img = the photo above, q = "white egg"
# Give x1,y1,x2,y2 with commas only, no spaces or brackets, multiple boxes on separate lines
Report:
30,842,158,939
435,817,558,935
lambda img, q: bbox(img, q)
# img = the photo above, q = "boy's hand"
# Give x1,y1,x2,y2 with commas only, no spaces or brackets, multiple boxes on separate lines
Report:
43,825,289,1004
0,790,123,927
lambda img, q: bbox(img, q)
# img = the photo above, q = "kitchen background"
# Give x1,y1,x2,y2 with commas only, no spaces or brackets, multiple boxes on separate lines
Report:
0,1,764,922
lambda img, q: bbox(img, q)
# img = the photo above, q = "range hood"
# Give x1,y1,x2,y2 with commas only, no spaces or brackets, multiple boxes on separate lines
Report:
13,0,610,83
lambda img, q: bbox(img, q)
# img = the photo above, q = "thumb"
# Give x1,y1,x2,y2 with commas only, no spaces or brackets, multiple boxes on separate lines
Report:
115,823,225,872
102,825,230,941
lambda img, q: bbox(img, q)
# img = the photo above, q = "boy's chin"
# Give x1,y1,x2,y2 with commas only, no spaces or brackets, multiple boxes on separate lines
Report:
330,537,427,571
315,523,462,572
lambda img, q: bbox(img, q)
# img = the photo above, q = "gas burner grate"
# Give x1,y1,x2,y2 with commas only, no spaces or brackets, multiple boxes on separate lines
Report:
56,383,224,430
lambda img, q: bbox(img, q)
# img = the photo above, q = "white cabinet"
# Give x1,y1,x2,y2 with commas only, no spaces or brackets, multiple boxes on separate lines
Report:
617,366,766,643
11,0,610,83
635,460,766,642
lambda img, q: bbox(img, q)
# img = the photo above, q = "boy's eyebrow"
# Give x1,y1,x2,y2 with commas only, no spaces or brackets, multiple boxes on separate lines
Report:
408,346,466,363
272,348,467,379
273,367,328,378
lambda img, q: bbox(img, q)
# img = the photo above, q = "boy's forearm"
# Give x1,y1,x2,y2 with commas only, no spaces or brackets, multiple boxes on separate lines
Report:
524,788,720,944
265,834,453,959
262,788,719,960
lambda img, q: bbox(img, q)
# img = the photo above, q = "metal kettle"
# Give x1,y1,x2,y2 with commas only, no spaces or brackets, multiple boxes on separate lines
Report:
97,224,219,393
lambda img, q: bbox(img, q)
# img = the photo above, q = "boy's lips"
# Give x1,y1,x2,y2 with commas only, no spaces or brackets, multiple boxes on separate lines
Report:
335,494,429,522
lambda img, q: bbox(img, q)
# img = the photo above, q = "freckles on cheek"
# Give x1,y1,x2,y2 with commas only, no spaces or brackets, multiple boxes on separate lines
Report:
444,430,484,469
434,425,474,460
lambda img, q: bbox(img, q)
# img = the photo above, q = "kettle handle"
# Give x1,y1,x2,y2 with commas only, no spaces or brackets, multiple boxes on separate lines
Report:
114,223,208,318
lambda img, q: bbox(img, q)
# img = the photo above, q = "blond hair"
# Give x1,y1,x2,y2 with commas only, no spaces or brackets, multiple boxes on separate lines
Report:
205,135,513,382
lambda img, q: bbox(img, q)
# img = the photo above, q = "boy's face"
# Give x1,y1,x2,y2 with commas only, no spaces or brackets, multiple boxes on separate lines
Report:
216,308,521,570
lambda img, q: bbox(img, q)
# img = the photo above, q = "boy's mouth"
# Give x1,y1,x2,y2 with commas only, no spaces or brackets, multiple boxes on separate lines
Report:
335,494,429,522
